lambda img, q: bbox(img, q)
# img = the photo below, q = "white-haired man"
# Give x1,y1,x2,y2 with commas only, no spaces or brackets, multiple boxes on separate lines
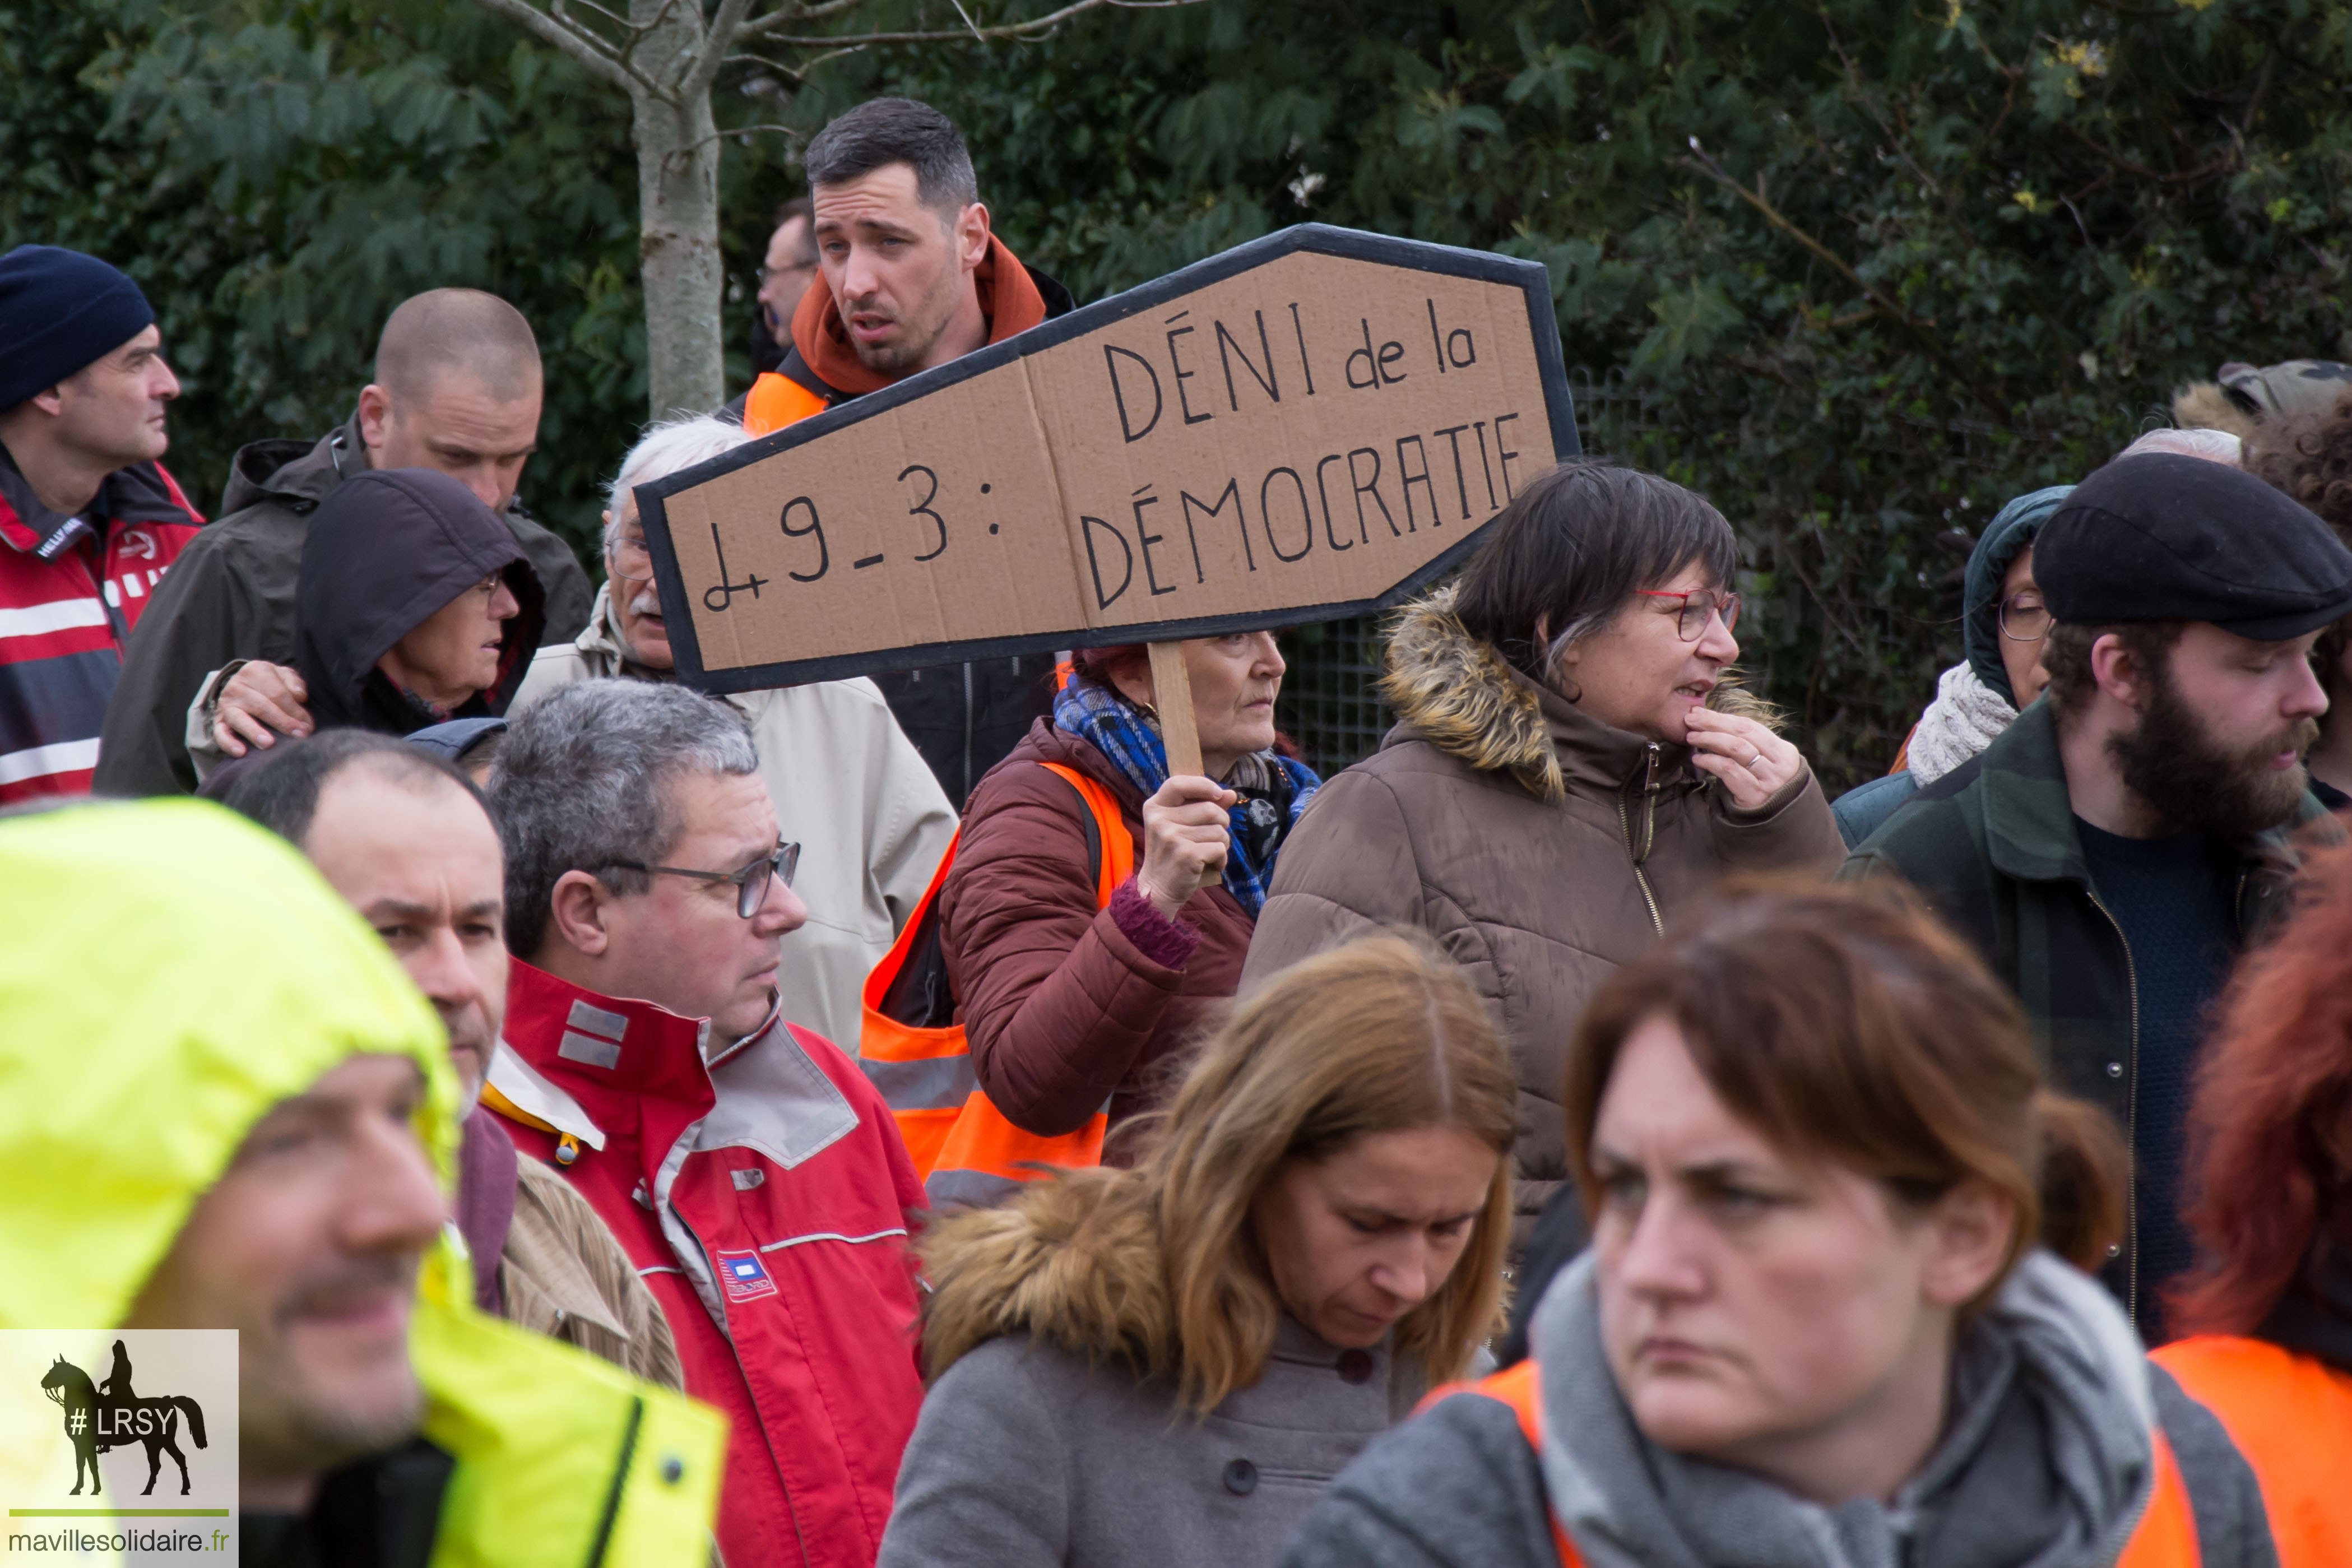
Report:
509,415,955,1051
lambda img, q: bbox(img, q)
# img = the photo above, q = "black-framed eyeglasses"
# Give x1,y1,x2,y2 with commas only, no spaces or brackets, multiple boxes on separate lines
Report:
1635,587,1742,641
1999,592,2051,643
605,839,800,918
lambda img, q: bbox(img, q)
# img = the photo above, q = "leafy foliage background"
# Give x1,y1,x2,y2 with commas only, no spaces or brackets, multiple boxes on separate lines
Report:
7,0,2348,784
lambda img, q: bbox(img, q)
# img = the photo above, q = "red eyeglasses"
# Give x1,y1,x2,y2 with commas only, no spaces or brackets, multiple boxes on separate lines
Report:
1635,588,1741,641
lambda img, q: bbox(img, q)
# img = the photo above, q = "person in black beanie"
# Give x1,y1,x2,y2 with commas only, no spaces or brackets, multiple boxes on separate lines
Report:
0,244,202,803
185,468,546,778
1844,451,2352,1338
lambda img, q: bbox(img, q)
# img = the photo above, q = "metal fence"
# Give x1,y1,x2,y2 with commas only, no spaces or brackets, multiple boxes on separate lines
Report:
1274,367,1658,777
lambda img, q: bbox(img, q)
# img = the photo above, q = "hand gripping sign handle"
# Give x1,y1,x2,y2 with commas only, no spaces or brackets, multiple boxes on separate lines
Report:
1147,641,1204,778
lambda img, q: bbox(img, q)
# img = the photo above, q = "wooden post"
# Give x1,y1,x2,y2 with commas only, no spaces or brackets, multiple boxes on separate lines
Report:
1147,641,1204,777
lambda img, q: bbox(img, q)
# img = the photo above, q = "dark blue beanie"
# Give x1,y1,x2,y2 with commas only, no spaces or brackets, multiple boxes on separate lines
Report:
0,246,156,411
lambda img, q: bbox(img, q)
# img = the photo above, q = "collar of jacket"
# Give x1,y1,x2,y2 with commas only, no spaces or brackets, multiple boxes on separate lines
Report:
500,958,721,1176
221,412,363,517
1379,586,1729,802
788,233,1054,398
0,434,196,554
1971,698,2324,901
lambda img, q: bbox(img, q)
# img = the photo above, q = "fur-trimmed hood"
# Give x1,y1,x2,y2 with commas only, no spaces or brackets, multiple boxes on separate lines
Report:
1377,585,1783,803
918,1170,1172,1381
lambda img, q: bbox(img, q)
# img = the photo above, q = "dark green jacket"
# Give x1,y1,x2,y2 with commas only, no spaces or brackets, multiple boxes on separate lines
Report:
1839,699,2338,1318
93,414,592,796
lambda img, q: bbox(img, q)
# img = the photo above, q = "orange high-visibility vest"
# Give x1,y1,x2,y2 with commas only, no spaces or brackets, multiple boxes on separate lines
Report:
1434,1358,2203,1567
859,762,1134,1209
2154,1334,2352,1568
743,370,829,436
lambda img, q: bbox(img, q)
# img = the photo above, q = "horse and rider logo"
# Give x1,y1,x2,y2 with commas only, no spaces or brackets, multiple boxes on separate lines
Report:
37,1340,208,1497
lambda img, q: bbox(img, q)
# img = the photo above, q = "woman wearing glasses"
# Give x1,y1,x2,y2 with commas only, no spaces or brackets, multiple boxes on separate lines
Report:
187,467,544,781
1243,460,1843,1264
1830,485,2068,847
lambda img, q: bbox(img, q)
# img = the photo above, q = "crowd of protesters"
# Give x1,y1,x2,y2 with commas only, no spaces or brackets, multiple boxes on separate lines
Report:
7,84,2352,1568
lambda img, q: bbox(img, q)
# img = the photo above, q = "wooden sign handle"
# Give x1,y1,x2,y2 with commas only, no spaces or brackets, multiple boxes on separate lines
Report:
1147,641,1205,778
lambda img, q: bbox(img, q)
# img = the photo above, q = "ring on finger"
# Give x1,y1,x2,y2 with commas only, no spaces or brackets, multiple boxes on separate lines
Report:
1748,751,1764,769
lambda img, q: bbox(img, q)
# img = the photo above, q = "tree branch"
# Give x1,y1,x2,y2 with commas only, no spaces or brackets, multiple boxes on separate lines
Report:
683,0,757,99
470,0,641,94
735,0,1196,49
1677,140,2012,422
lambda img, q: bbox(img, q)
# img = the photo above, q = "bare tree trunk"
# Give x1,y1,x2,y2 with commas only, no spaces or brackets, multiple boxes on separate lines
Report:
632,0,723,420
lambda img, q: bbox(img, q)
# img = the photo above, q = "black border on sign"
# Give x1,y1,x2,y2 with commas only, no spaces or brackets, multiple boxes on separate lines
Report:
636,221,1580,695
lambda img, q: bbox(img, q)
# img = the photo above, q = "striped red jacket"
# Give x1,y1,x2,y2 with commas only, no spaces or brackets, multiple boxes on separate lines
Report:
0,442,201,801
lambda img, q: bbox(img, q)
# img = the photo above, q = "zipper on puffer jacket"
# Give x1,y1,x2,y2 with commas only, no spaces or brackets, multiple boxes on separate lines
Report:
1618,742,1664,936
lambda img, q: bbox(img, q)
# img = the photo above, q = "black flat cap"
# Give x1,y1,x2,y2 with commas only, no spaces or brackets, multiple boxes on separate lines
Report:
2036,453,2352,641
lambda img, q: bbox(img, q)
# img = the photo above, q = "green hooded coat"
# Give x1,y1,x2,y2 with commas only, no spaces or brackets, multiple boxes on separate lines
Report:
0,799,725,1565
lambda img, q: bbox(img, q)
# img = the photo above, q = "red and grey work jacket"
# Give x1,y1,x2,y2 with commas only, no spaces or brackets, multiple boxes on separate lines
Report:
483,959,927,1568
0,445,200,801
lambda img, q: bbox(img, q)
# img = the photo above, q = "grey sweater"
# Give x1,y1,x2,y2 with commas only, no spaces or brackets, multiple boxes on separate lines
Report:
879,1317,1431,1568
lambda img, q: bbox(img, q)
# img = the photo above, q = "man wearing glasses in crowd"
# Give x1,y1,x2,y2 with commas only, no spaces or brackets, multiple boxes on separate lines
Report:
479,678,928,1568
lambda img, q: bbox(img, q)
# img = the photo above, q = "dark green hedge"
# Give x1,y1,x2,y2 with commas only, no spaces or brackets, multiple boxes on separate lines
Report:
9,0,2345,785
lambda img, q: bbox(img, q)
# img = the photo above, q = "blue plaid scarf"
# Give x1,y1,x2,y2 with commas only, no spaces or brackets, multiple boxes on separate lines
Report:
1053,678,1319,918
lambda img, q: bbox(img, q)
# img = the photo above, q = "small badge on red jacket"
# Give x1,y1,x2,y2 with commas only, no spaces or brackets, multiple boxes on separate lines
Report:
717,1248,778,1303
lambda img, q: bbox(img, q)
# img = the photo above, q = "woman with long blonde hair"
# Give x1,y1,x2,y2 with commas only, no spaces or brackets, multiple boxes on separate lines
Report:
877,932,1517,1568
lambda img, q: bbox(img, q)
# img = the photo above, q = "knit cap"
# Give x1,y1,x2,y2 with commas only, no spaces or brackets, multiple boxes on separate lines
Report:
0,245,156,411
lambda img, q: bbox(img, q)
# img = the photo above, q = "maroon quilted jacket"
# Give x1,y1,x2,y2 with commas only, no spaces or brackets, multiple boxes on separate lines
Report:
937,717,1254,1151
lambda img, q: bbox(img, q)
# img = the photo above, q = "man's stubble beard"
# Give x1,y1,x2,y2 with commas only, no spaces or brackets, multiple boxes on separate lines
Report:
2106,657,2319,839
847,267,966,377
242,1256,428,1486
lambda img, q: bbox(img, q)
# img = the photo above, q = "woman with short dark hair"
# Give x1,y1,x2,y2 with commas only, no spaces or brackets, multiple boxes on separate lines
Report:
1282,884,2276,1568
1244,462,1843,1248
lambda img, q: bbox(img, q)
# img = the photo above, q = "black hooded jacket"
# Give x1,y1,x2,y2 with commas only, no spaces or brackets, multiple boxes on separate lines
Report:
295,468,545,735
92,413,591,797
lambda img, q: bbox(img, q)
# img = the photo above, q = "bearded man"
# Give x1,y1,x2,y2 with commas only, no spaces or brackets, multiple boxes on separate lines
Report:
1844,452,2352,1335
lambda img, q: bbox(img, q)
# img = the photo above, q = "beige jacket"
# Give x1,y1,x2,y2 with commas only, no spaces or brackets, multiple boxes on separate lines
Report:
1241,589,1845,1238
505,1154,683,1389
510,586,958,1051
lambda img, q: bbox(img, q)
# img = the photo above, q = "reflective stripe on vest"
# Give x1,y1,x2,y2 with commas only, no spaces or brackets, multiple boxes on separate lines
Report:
743,370,830,436
2154,1334,2352,1568
1430,1358,2203,1568
859,761,1134,1207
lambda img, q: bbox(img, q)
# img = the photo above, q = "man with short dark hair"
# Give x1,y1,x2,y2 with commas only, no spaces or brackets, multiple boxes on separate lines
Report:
741,96,1064,802
485,678,926,1568
95,289,594,796
0,245,202,803
1844,452,2352,1333
203,729,682,1388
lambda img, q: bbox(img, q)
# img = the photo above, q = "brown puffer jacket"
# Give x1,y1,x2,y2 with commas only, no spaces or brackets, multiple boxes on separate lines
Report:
938,717,1252,1150
1241,588,1845,1240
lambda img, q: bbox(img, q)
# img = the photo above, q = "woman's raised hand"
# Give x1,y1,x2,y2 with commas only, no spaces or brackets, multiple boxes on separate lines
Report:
1137,775,1238,917
1683,707,1802,811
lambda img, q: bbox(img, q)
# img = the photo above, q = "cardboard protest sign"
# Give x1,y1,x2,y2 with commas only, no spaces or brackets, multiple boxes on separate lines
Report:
638,223,1578,694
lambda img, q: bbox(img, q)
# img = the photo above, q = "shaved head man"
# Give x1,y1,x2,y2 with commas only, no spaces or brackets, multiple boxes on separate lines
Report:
362,291,542,513
96,289,593,797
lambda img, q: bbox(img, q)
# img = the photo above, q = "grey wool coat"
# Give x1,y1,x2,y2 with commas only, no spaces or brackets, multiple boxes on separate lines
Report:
878,1317,1432,1568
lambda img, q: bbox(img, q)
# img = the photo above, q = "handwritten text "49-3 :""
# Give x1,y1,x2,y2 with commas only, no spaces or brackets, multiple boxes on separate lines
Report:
702,463,958,613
